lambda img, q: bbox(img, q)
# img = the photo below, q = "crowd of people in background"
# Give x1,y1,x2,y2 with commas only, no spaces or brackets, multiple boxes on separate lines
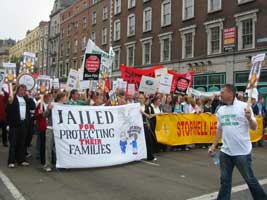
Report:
0,84,266,171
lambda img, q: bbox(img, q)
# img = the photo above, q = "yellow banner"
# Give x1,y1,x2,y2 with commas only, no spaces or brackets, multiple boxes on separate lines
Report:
155,113,263,146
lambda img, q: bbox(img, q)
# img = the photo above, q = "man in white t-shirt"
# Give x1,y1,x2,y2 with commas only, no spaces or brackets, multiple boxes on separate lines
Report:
6,84,30,168
208,84,267,200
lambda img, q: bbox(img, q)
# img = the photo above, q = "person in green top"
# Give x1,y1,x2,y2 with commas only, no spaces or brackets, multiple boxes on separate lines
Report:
66,89,87,105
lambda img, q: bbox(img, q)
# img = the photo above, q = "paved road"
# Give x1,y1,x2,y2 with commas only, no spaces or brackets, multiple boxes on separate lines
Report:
0,140,267,200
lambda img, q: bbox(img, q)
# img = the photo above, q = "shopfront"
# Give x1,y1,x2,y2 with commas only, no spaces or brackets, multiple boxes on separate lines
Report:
192,73,226,92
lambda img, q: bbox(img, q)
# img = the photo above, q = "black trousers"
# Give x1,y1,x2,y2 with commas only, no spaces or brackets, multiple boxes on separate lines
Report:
25,119,34,152
144,124,155,160
0,120,7,145
8,121,27,164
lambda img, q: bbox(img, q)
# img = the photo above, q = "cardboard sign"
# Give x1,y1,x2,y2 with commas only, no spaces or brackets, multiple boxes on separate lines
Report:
37,75,51,94
175,77,190,95
139,76,159,94
66,69,79,92
158,74,173,94
3,62,16,83
0,69,5,91
17,73,35,91
83,54,101,80
79,80,90,90
155,68,168,79
52,78,60,89
127,84,135,95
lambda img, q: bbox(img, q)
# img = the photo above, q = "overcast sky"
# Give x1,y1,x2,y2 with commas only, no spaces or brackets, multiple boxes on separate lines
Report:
0,0,54,41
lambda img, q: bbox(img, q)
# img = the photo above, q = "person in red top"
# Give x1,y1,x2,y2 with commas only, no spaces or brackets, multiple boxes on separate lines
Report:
0,88,9,147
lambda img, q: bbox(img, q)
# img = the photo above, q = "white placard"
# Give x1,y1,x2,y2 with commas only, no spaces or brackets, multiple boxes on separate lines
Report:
80,39,114,80
52,103,147,168
79,80,90,90
158,74,173,94
66,69,79,92
17,73,35,91
52,78,60,89
155,68,168,79
0,69,5,89
139,76,159,94
127,84,135,95
3,62,16,68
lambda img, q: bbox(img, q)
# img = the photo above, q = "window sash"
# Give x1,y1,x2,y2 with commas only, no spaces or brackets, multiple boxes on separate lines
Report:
185,33,192,57
242,19,253,49
211,27,220,53
163,38,170,61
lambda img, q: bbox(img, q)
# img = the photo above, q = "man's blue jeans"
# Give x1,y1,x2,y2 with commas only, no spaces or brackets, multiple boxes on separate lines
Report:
217,151,267,200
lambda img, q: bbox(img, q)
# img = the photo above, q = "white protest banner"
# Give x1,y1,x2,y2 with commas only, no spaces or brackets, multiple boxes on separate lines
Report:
127,84,135,95
79,80,90,90
158,74,173,94
188,88,220,98
80,40,114,80
66,69,79,92
139,76,159,94
52,78,60,89
21,52,36,73
52,103,147,168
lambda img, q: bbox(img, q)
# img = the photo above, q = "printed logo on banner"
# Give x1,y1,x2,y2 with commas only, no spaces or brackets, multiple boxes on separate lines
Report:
83,53,101,80
175,77,189,95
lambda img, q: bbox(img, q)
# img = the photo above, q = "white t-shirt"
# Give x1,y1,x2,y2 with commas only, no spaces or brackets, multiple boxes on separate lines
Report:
17,96,26,120
216,98,256,156
151,103,162,114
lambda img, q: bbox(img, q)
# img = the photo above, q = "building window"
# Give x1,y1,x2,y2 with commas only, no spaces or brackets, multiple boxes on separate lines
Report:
66,41,70,56
91,32,96,43
238,0,255,5
183,0,194,20
74,39,78,53
114,19,121,41
128,0,136,9
235,9,258,50
127,14,135,36
113,47,121,70
82,17,87,29
242,19,253,49
185,33,192,58
204,18,223,55
161,0,171,27
143,7,152,32
179,25,196,59
125,42,136,66
92,11,97,25
114,0,121,15
102,27,107,45
92,0,97,4
158,32,172,62
67,24,71,36
208,0,221,13
140,37,152,65
82,36,86,50
74,22,78,31
103,7,108,20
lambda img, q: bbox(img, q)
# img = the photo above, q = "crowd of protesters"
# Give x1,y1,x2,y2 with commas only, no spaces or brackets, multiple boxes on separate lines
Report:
0,84,266,171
